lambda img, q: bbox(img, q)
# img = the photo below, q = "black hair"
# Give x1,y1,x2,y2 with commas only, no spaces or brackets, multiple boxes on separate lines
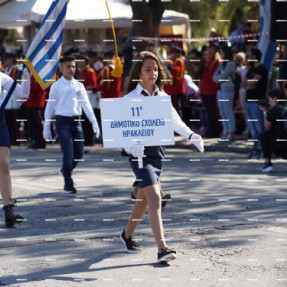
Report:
60,56,75,63
220,45,233,67
251,48,262,62
269,88,286,100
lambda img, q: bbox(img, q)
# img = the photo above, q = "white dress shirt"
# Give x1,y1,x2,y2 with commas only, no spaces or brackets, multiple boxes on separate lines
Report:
124,83,193,139
0,70,30,106
44,76,97,126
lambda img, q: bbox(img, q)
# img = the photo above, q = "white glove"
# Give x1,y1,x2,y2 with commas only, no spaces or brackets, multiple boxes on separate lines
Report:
18,65,30,99
18,63,25,71
189,133,204,152
92,122,100,138
43,122,52,141
130,144,146,158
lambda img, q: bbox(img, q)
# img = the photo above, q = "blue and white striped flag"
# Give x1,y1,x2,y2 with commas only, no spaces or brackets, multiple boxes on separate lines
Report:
24,0,69,89
257,0,276,74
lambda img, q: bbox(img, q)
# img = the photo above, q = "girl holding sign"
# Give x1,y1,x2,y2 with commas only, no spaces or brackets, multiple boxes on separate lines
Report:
120,51,204,263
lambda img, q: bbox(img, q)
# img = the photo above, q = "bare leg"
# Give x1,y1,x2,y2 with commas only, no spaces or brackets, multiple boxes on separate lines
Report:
126,183,167,251
0,147,12,206
133,180,163,198
125,188,148,237
142,184,166,252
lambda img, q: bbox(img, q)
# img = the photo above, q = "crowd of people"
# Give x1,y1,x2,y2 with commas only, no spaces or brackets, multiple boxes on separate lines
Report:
1,36,287,163
1,31,287,263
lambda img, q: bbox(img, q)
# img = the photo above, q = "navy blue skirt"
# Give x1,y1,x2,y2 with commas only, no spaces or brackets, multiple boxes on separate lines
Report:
129,146,165,188
0,119,11,148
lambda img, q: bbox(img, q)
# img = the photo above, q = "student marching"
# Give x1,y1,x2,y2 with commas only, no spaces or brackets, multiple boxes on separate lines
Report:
120,51,204,263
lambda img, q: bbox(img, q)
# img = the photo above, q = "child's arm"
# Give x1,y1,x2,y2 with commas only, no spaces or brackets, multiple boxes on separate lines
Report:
79,86,100,137
172,106,204,152
43,84,57,141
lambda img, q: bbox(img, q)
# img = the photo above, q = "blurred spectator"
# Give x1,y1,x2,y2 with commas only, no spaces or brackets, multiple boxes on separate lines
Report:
243,23,256,50
183,73,207,132
77,54,98,146
24,75,46,149
164,45,186,119
199,41,220,138
259,89,287,172
229,21,245,51
234,52,248,135
183,73,199,125
213,45,236,141
278,49,287,89
242,48,268,155
186,48,202,80
97,51,122,98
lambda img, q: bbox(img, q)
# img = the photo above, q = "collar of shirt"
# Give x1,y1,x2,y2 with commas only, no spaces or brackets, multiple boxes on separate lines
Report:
60,76,76,85
136,83,159,97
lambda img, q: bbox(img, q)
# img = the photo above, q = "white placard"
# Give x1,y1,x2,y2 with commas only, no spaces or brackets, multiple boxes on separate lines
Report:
100,96,175,148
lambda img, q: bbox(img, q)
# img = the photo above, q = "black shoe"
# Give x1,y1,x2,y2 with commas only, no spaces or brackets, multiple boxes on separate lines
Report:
262,162,274,173
161,194,171,208
121,150,129,157
63,183,77,194
3,201,24,227
120,230,140,254
157,247,176,263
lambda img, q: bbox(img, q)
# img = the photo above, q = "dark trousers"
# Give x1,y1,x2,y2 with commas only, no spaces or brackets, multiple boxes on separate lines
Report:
201,94,220,137
171,94,185,119
55,116,84,185
81,112,94,146
261,130,287,160
26,107,45,147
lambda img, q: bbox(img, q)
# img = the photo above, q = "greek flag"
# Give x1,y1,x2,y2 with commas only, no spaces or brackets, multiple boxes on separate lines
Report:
257,0,276,74
24,0,69,89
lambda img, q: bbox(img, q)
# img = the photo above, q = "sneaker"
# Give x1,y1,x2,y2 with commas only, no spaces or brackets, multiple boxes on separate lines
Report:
157,247,176,263
262,162,274,173
161,193,171,208
63,183,77,194
120,230,140,254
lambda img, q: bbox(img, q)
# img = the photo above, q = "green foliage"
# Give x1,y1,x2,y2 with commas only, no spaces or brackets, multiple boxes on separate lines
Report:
165,0,258,38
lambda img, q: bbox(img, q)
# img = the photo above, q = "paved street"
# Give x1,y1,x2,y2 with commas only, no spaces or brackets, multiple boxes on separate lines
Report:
0,137,287,287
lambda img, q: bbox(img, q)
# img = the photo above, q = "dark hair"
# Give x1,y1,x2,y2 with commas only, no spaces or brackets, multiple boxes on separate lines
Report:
269,88,286,105
123,51,166,95
220,45,233,66
251,48,262,62
60,56,75,63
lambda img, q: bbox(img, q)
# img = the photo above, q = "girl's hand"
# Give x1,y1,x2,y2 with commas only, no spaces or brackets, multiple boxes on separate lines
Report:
190,133,204,152
131,144,146,158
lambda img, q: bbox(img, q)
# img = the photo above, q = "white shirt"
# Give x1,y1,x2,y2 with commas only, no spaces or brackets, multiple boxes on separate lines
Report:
44,76,97,126
124,83,193,139
0,71,30,106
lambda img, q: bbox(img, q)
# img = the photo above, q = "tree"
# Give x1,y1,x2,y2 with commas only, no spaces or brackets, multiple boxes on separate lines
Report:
165,0,258,39
129,0,164,51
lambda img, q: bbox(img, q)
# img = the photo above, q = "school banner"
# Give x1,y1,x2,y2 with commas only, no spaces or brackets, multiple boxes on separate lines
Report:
100,97,174,148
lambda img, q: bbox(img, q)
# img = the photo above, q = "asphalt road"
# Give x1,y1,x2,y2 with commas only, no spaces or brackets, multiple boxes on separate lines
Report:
0,137,286,287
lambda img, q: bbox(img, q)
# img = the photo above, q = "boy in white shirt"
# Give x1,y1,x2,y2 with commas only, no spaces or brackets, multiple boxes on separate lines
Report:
43,56,100,194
